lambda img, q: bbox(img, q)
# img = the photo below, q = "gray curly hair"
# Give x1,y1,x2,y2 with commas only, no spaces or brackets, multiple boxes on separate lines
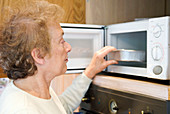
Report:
0,0,64,80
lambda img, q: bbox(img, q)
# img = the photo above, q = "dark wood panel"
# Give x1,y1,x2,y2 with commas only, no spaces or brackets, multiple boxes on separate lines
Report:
86,0,166,25
166,0,170,15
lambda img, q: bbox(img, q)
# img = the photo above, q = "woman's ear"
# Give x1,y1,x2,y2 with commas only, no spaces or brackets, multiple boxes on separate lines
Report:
31,48,45,65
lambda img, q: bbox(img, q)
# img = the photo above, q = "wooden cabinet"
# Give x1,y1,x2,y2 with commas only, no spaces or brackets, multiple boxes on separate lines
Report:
51,73,80,95
86,0,169,25
51,73,80,112
167,0,170,15
0,0,85,24
47,0,85,24
0,68,6,78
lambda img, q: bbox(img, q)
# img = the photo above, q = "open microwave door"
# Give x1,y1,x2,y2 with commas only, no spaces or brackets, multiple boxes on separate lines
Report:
61,24,104,73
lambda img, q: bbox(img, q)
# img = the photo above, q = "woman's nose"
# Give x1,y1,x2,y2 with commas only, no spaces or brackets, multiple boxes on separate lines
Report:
65,42,72,53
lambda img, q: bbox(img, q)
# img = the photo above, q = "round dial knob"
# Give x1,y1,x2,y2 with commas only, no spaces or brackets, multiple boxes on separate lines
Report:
109,100,118,114
153,25,162,38
151,45,162,61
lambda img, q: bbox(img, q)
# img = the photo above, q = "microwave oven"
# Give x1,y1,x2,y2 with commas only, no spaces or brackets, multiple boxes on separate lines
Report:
61,16,170,80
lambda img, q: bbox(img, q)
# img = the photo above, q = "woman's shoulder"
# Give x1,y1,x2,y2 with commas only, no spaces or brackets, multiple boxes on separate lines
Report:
0,82,41,114
0,82,25,105
0,81,26,102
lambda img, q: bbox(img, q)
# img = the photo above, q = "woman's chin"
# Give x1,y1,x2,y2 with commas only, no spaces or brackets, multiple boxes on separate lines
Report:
62,67,67,74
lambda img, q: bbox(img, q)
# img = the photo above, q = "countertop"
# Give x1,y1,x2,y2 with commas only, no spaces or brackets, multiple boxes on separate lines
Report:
93,74,170,101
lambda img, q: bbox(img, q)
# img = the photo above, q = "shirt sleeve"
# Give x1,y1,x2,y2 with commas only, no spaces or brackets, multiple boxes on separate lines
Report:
58,73,92,114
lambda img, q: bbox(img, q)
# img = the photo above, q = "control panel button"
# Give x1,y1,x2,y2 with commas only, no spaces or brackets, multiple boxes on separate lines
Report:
153,25,162,38
151,45,162,61
109,99,118,114
81,97,95,103
81,98,90,103
153,65,163,75
141,106,153,114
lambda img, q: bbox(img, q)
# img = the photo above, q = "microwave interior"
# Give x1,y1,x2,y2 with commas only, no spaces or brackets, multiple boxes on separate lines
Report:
65,39,94,58
108,31,147,68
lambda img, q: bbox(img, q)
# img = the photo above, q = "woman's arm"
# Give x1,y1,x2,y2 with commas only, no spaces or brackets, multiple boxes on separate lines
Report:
58,73,92,114
58,46,117,113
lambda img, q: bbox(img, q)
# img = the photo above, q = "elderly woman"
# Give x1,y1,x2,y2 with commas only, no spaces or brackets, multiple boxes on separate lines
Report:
0,1,117,114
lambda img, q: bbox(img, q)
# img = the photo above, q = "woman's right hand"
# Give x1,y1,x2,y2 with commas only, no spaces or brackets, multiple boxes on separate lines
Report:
84,46,118,79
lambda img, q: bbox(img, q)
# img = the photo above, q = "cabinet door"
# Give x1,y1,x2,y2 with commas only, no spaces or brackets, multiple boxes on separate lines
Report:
86,0,166,25
167,0,170,15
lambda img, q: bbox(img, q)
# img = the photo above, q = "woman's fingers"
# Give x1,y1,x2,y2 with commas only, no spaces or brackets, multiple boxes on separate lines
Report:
98,46,117,58
105,60,118,67
84,46,118,79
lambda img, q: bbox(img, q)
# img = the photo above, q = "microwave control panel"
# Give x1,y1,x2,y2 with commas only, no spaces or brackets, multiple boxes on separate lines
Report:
147,16,170,79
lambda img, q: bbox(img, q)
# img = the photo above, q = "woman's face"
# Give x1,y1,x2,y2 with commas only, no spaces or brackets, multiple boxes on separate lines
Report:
45,22,71,76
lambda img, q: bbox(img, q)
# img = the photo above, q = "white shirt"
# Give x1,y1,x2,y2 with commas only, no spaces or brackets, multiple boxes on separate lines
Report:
0,73,92,114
